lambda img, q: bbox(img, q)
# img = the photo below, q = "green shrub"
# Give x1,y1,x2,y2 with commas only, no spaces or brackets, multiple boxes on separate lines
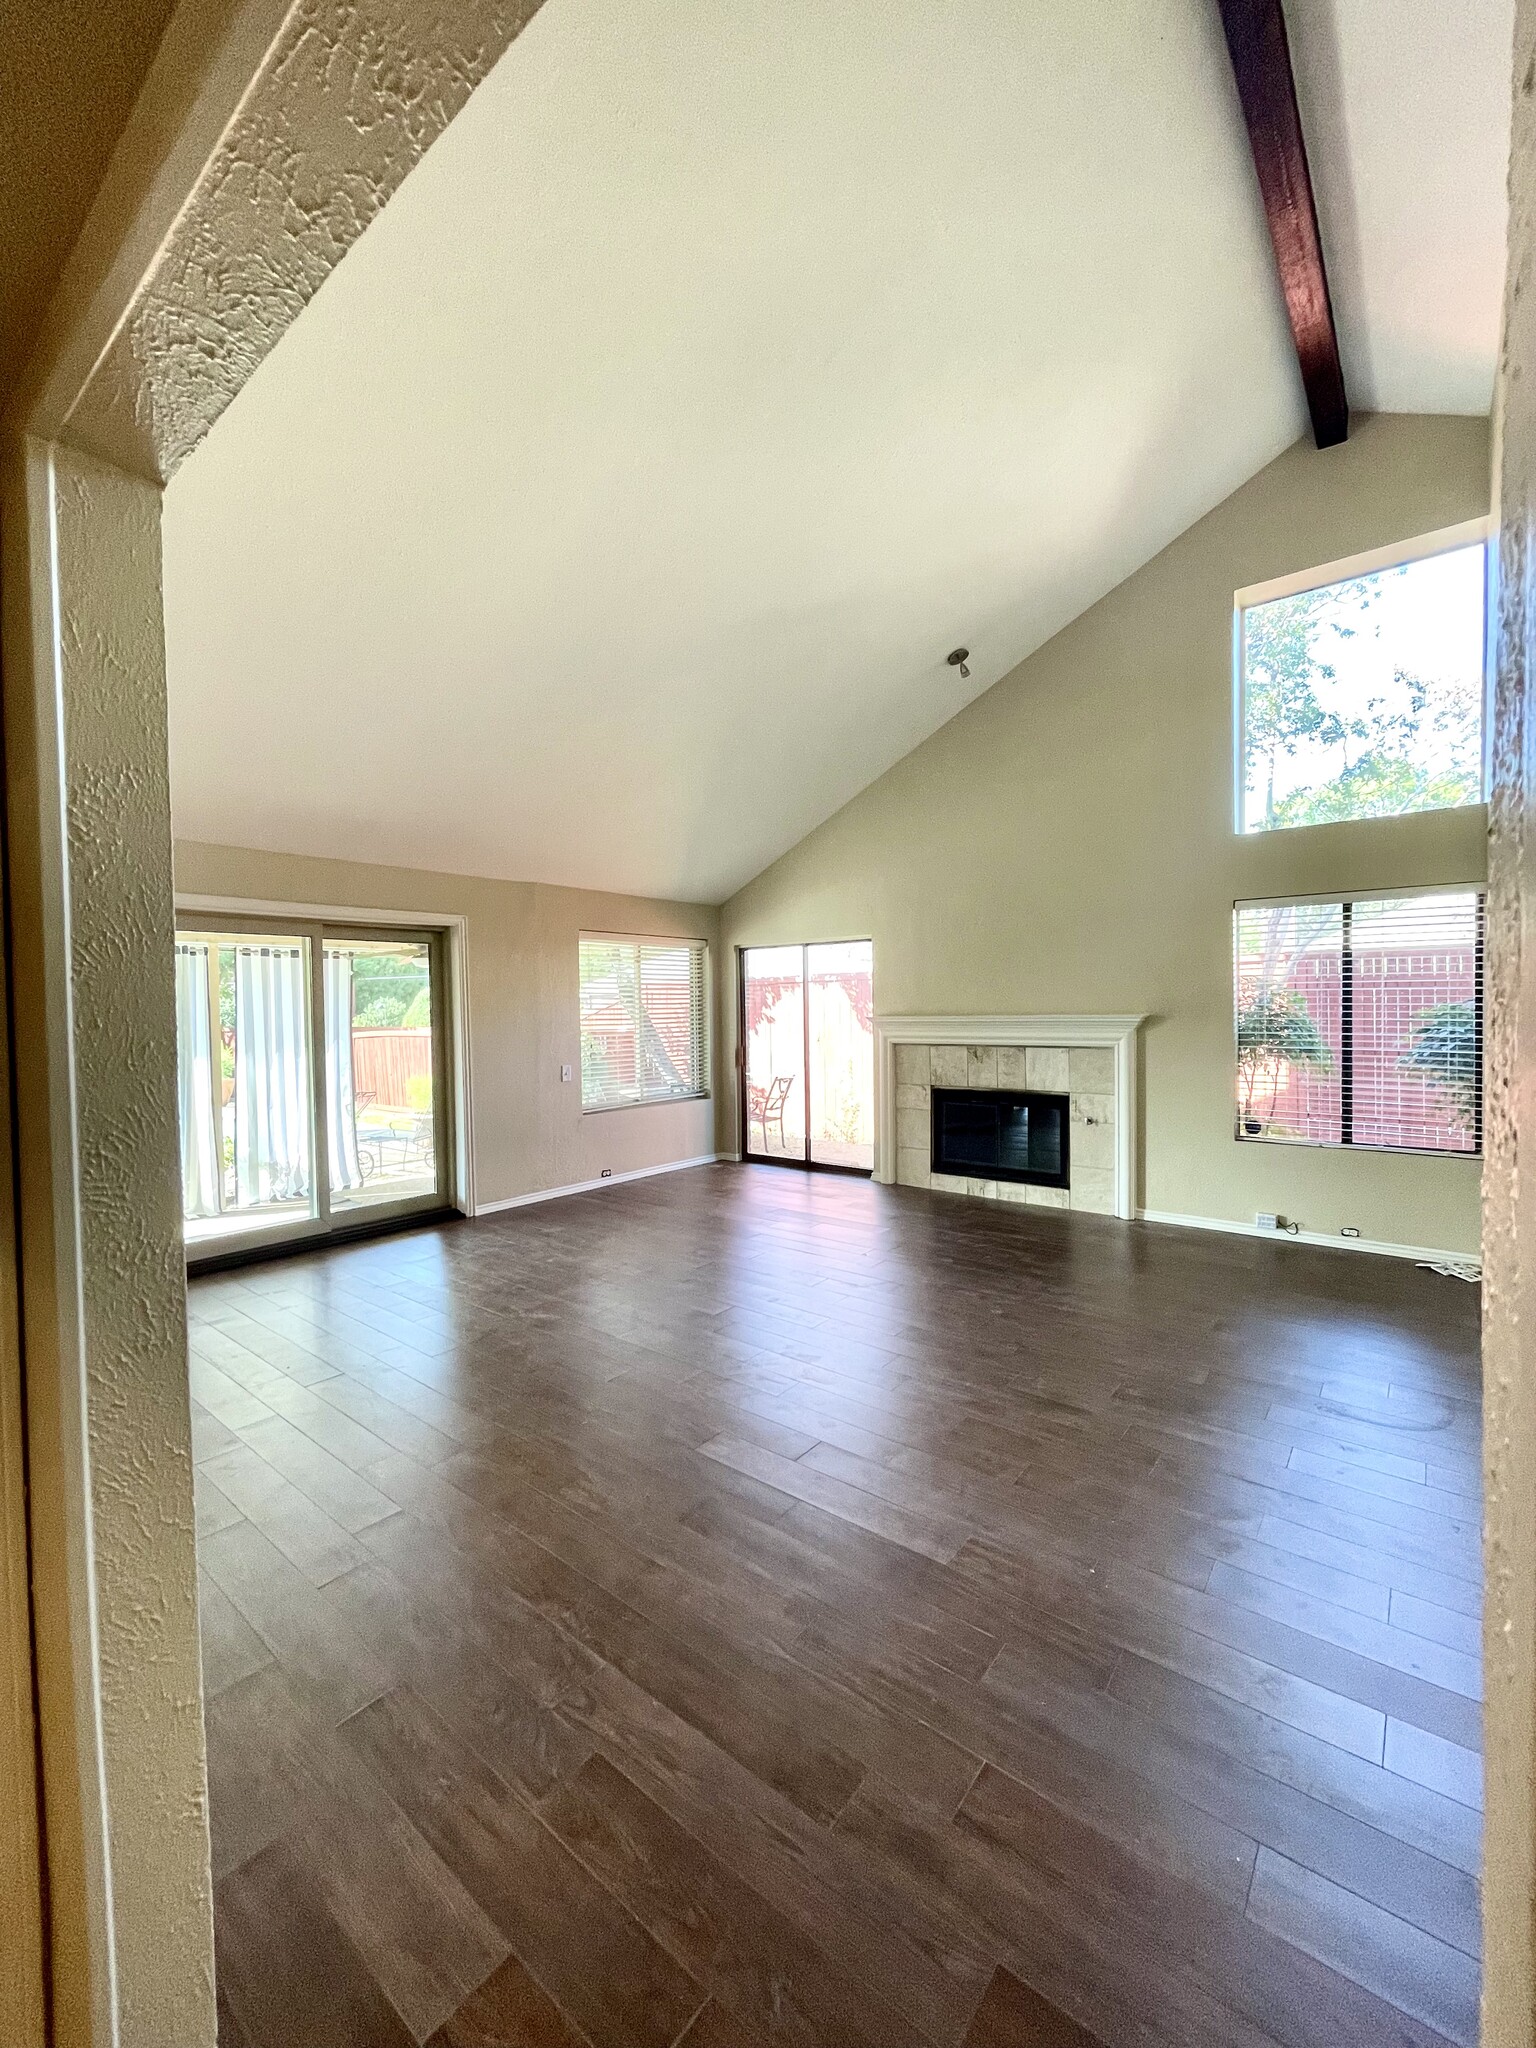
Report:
1399,1001,1478,1131
1236,987,1331,1128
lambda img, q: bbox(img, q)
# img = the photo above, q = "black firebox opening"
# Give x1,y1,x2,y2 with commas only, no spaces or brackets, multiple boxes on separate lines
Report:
930,1087,1070,1189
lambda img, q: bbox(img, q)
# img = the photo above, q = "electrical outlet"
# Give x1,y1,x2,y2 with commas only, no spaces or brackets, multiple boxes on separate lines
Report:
600,1167,612,1178
1255,1212,1279,1231
1341,1225,1361,1239
561,1063,573,1083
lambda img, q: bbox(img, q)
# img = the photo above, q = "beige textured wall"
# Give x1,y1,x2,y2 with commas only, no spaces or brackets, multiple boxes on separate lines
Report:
1,439,216,2044
55,448,215,2039
174,841,721,1207
1484,0,1536,2030
720,412,1491,1255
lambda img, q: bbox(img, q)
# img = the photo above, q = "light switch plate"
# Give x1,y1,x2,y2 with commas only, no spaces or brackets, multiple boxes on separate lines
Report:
561,1063,573,1083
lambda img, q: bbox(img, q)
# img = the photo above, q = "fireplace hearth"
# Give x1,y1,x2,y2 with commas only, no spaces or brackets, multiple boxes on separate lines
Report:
930,1087,1070,1189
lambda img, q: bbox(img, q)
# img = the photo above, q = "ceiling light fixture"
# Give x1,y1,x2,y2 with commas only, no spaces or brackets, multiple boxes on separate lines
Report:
947,648,971,679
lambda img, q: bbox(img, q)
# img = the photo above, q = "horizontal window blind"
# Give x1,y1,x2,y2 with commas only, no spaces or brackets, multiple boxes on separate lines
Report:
579,936,709,1110
1234,890,1482,1155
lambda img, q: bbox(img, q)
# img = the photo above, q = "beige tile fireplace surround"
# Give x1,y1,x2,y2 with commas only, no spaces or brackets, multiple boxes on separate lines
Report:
874,1016,1144,1219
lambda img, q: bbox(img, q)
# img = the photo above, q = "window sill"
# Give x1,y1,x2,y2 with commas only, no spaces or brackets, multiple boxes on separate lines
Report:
581,1092,712,1116
1236,799,1488,839
1235,1130,1480,1160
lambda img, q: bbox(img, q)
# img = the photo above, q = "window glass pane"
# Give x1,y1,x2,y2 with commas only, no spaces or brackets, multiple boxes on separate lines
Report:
581,941,642,1106
1350,895,1480,1153
1235,903,1343,1143
1235,892,1483,1155
176,930,317,1243
327,940,440,1210
639,945,703,1097
1240,542,1485,833
808,940,874,1169
743,946,806,1160
580,937,706,1108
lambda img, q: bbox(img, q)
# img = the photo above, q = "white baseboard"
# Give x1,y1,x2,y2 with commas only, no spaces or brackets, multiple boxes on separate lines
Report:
1137,1207,1481,1272
471,1153,725,1217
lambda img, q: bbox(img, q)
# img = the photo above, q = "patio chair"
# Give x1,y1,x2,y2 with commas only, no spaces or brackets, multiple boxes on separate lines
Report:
749,1074,793,1150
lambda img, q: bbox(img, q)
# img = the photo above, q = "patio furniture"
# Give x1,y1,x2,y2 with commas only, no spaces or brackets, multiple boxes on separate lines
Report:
357,1119,413,1182
749,1074,793,1150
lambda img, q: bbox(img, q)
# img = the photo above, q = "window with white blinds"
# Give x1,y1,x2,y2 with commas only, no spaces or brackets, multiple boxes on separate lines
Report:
579,936,709,1110
1234,889,1483,1155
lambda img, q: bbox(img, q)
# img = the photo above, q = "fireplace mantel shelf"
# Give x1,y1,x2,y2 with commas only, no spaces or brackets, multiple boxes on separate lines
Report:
875,1014,1145,1046
872,1013,1145,1218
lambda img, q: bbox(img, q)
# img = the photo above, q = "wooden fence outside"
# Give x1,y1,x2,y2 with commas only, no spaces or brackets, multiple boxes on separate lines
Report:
352,1027,432,1111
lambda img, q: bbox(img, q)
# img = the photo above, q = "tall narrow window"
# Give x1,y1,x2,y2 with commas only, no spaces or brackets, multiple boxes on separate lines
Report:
1237,530,1487,833
579,936,709,1110
1235,890,1482,1155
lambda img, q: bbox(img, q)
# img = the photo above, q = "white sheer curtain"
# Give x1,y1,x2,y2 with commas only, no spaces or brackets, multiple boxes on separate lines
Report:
174,943,220,1220
234,944,311,1205
324,948,364,1193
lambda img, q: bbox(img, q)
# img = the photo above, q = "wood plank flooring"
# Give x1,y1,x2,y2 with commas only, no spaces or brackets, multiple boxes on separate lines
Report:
192,1164,1483,2048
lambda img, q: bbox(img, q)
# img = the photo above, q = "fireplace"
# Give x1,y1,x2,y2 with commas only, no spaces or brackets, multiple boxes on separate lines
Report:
930,1087,1070,1189
881,1019,1140,1215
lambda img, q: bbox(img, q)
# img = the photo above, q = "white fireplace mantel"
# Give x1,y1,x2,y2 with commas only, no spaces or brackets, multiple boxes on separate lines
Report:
872,1014,1145,1218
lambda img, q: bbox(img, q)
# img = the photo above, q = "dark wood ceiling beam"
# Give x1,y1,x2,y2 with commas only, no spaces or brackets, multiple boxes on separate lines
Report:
1217,0,1349,448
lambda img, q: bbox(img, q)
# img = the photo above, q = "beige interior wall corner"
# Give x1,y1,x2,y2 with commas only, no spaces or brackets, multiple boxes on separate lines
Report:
1485,2,1536,2035
0,1,555,2038
718,412,1491,1259
173,840,723,1207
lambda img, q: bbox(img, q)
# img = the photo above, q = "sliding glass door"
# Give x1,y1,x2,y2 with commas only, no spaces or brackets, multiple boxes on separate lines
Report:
326,937,443,1214
175,916,451,1255
741,940,873,1173
806,940,875,1168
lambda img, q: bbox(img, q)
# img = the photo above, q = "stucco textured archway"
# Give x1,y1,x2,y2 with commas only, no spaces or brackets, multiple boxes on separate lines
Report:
0,2,546,2038
6,0,1536,2042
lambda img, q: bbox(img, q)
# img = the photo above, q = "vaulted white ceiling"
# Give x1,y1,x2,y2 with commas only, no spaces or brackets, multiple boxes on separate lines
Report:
163,0,1510,906
1291,0,1511,413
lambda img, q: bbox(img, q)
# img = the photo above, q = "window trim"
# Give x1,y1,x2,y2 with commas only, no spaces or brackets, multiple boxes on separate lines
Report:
1232,515,1493,838
578,931,711,1114
1233,884,1485,1160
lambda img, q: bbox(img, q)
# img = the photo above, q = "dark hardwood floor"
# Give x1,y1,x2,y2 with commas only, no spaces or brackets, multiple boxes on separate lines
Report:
191,1164,1483,2048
